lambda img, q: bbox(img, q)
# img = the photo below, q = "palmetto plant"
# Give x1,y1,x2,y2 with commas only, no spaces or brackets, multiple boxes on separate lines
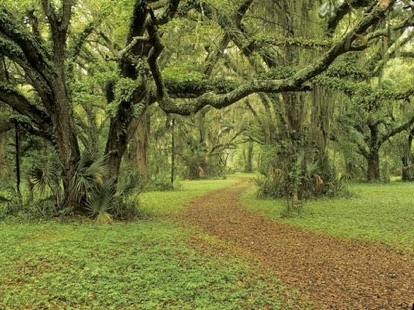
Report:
86,179,115,224
29,158,63,208
28,152,118,221
71,152,114,222
71,152,107,203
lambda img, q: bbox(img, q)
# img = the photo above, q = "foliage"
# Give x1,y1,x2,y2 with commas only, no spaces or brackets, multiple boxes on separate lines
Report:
171,109,242,180
72,152,108,204
0,221,293,309
1,0,413,219
86,179,115,224
28,157,63,208
255,141,350,216
318,1,337,19
111,170,143,221
0,184,21,218
146,173,175,191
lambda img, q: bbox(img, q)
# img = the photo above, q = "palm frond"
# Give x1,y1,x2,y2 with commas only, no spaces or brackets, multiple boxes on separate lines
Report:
71,152,108,204
29,159,62,196
86,178,116,218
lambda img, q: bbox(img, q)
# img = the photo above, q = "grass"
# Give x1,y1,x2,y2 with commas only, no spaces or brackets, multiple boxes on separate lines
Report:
0,175,308,309
139,176,237,217
242,179,414,253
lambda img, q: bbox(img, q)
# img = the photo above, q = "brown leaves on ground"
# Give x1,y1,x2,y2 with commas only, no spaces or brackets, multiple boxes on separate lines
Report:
178,179,414,309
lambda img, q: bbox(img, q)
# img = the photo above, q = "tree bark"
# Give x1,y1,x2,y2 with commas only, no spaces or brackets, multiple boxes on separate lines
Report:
127,108,151,180
402,128,414,181
50,78,81,208
367,150,380,181
244,142,254,173
104,0,149,184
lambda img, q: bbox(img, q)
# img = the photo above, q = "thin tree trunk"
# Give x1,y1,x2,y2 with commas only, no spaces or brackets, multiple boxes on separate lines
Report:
14,122,22,204
171,117,175,184
244,142,253,173
402,128,414,181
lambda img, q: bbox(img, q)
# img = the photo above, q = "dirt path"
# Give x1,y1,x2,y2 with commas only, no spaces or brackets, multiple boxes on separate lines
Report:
179,178,414,309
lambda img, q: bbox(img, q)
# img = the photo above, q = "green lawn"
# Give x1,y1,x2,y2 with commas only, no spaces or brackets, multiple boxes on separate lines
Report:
242,180,414,253
0,175,308,309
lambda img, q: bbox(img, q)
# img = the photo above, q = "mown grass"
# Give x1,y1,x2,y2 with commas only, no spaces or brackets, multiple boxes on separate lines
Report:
0,175,309,309
242,179,414,253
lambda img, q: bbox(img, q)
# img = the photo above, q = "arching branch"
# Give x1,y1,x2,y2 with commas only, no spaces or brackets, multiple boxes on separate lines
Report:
0,8,54,81
0,84,52,138
326,0,372,36
156,1,395,115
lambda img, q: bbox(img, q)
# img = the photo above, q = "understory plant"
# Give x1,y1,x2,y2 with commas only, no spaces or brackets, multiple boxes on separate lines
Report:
27,152,140,221
86,179,115,224
255,144,350,216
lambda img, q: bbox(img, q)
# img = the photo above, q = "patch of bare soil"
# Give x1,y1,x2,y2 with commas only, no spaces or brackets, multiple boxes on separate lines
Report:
178,178,414,309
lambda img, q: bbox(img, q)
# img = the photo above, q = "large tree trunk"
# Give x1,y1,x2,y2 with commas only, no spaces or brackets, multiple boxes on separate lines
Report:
105,118,132,182
134,109,150,177
50,93,80,209
104,0,150,186
105,104,147,185
50,33,81,209
367,150,380,181
126,108,150,183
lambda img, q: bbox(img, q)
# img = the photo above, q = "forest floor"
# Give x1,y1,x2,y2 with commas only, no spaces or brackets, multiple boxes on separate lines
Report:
178,177,414,309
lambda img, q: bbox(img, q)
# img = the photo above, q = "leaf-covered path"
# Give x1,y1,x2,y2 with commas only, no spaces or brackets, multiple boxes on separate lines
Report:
179,178,414,309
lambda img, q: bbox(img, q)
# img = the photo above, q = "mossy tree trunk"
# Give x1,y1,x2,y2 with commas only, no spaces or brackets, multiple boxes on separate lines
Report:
366,150,381,181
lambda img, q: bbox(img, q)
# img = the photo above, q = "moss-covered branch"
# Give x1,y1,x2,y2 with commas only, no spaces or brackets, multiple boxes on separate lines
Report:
0,84,52,139
0,7,54,81
157,1,395,115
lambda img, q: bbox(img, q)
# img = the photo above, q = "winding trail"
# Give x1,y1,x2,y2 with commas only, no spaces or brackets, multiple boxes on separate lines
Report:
179,177,414,309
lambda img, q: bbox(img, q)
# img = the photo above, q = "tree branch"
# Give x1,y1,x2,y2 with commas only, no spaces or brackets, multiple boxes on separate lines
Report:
0,37,54,111
69,21,98,61
158,79,311,115
203,0,253,77
0,84,52,137
154,0,181,25
381,116,414,144
292,2,395,86
326,0,372,36
0,8,54,81
157,1,395,115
